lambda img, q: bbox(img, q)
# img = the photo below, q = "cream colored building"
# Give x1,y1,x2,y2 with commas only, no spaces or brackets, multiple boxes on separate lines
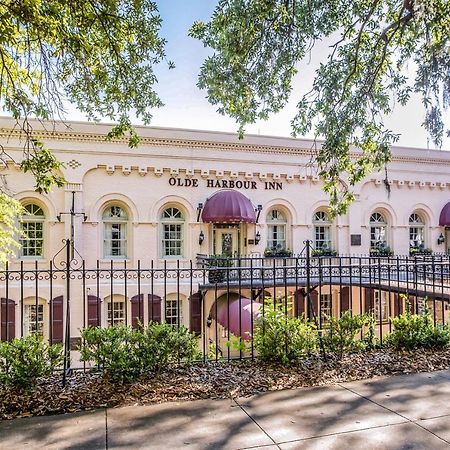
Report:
1,117,449,353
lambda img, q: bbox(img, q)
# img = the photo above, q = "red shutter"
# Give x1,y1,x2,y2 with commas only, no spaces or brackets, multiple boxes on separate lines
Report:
189,292,202,333
51,296,64,344
148,295,162,323
309,290,319,320
1,298,15,341
341,287,350,313
294,290,305,317
393,293,403,317
364,288,374,313
87,295,101,327
131,294,144,328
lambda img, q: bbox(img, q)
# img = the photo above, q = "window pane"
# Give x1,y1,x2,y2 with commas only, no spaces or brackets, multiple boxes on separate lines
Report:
165,298,183,326
107,301,125,326
20,221,44,257
24,304,44,336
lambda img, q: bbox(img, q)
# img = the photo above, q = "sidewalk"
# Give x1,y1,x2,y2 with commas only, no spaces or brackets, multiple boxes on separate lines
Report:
1,370,450,450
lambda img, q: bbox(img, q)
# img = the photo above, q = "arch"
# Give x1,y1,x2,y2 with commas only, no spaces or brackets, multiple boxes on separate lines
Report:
15,191,57,221
261,198,296,224
150,195,195,223
364,203,397,226
307,201,332,224
405,204,434,226
89,193,138,223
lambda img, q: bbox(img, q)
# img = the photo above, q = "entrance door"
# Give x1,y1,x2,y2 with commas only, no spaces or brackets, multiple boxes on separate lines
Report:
214,228,239,257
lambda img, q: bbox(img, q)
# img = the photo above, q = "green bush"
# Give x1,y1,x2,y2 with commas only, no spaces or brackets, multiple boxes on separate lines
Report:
386,300,450,350
253,300,317,365
321,311,373,359
79,323,200,382
0,333,63,389
79,326,142,382
137,322,200,374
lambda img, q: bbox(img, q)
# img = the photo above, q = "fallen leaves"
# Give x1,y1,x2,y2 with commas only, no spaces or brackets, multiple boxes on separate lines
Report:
1,347,450,421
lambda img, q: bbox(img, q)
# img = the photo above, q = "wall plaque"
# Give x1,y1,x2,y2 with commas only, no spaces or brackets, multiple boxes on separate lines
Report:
351,234,362,246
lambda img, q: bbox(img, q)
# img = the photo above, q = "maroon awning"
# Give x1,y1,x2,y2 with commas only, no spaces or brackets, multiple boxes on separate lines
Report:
210,296,262,340
439,202,450,226
201,190,256,223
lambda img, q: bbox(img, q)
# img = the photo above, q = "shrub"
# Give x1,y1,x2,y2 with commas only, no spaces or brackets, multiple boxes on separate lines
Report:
0,333,63,389
321,311,373,359
137,322,200,374
79,326,142,382
79,323,200,382
386,299,450,350
253,300,317,365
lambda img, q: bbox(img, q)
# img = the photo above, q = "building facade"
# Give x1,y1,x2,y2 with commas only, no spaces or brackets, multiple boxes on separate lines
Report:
1,118,450,354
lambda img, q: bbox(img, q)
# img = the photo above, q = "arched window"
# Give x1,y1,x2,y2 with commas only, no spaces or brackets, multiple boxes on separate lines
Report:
370,212,388,249
103,206,128,258
266,209,287,250
20,203,45,257
161,207,184,258
313,211,332,250
409,213,425,248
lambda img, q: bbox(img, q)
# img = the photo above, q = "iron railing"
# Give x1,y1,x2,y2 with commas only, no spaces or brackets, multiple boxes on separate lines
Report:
1,240,450,375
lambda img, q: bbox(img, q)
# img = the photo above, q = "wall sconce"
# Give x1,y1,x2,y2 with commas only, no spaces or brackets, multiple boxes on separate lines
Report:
255,231,261,245
206,315,212,327
199,230,205,246
437,233,445,245
256,204,263,223
196,203,203,222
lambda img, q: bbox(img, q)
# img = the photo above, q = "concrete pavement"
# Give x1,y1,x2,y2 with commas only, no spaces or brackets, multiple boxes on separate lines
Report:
1,370,450,449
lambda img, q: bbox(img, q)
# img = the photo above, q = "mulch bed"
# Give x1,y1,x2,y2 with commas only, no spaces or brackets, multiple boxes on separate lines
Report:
2,347,450,420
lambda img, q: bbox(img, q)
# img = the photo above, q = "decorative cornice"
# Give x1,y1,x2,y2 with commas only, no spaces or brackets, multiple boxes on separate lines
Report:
1,126,449,166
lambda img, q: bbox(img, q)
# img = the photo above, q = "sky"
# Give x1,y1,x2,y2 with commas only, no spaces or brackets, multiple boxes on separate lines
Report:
68,0,449,151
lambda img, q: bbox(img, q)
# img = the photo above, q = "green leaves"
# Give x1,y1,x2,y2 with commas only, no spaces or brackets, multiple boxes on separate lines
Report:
79,323,200,383
193,0,450,213
0,334,63,389
20,140,65,193
0,194,23,266
321,311,374,359
386,298,450,350
253,299,317,365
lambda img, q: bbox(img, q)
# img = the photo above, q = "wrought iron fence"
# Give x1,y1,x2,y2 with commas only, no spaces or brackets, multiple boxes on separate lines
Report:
1,240,450,375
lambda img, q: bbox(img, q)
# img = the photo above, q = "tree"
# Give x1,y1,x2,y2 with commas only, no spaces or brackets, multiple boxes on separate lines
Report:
0,0,170,263
190,0,450,214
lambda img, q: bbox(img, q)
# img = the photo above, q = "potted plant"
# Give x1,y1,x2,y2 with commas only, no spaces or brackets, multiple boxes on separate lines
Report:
409,244,432,256
312,248,337,257
264,246,292,257
207,255,232,283
370,243,393,257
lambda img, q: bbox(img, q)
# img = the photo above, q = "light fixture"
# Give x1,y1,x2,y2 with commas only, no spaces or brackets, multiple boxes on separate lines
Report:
437,233,445,245
206,315,212,327
196,202,203,222
256,204,263,223
255,231,261,245
199,230,205,245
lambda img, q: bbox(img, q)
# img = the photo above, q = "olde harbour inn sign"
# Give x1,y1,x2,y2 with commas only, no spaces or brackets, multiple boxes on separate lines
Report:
168,176,283,191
